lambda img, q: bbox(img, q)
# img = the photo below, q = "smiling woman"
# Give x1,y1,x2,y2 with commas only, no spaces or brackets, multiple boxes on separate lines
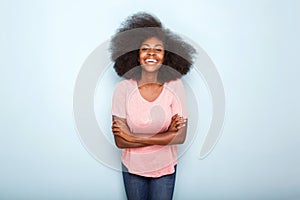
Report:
109,12,196,200
139,37,165,74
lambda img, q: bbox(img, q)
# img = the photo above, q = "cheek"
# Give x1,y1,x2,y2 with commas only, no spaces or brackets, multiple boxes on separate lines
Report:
138,55,142,63
159,53,164,62
138,52,145,62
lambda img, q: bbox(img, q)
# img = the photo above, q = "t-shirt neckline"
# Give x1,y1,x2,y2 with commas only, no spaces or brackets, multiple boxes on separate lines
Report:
135,80,165,103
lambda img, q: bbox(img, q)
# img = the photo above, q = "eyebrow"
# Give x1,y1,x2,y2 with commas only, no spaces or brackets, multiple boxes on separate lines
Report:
141,43,164,47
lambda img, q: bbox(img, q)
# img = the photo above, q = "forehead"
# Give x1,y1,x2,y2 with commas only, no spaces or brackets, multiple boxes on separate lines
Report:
141,37,164,46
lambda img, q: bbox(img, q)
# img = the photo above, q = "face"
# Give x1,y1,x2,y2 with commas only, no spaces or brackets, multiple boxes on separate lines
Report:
139,37,164,73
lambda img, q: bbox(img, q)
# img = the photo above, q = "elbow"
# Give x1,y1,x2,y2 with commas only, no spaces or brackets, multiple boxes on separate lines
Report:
175,120,188,144
114,136,126,149
177,134,186,144
115,142,126,149
115,141,123,149
115,142,127,149
176,128,187,144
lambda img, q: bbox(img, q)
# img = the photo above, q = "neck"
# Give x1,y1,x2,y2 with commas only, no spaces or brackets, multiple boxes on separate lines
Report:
139,70,159,86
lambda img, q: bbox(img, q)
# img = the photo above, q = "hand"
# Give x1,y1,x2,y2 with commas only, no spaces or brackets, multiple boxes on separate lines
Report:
168,114,187,132
112,117,134,142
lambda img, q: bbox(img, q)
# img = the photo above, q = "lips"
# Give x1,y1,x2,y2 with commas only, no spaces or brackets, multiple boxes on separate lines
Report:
145,58,158,64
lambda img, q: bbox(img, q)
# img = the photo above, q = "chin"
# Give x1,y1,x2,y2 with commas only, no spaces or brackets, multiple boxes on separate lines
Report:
142,65,161,73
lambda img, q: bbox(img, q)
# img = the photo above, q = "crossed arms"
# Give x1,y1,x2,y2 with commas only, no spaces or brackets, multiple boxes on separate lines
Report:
112,114,187,148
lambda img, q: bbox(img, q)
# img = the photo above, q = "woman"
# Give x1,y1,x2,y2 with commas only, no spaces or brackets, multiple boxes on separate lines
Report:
110,12,196,200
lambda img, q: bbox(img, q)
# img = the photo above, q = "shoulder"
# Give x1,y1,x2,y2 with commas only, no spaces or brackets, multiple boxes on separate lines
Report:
114,79,136,89
113,79,136,94
164,78,184,91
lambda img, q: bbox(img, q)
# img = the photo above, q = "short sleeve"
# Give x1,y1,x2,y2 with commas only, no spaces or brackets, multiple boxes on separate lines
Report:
111,81,127,118
169,79,189,118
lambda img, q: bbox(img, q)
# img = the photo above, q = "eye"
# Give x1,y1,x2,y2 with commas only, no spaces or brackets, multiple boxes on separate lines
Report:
141,47,150,51
155,48,163,52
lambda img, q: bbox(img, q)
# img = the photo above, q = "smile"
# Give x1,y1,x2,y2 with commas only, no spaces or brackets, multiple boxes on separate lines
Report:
145,58,158,64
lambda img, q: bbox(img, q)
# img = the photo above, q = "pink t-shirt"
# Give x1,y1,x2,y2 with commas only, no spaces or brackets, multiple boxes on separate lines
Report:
111,78,188,177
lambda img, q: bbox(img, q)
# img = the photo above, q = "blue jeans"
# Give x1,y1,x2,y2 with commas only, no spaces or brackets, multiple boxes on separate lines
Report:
122,164,177,200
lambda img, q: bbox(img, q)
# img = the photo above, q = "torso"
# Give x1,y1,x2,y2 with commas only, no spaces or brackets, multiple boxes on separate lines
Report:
138,83,163,102
112,78,188,177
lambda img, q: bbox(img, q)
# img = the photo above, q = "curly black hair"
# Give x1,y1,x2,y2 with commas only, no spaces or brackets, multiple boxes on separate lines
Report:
110,12,196,83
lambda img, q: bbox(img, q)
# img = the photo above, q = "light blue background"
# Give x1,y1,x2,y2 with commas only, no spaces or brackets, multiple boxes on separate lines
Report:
1,0,299,199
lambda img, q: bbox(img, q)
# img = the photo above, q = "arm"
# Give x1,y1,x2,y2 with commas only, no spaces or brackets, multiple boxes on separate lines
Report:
112,116,150,149
131,123,187,145
113,115,187,146
111,81,148,148
114,135,148,148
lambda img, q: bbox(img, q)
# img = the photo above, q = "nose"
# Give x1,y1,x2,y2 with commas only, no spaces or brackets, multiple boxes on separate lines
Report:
147,48,155,56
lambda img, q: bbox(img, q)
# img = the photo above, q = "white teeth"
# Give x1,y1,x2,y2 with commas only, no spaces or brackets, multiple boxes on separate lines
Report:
145,59,157,63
